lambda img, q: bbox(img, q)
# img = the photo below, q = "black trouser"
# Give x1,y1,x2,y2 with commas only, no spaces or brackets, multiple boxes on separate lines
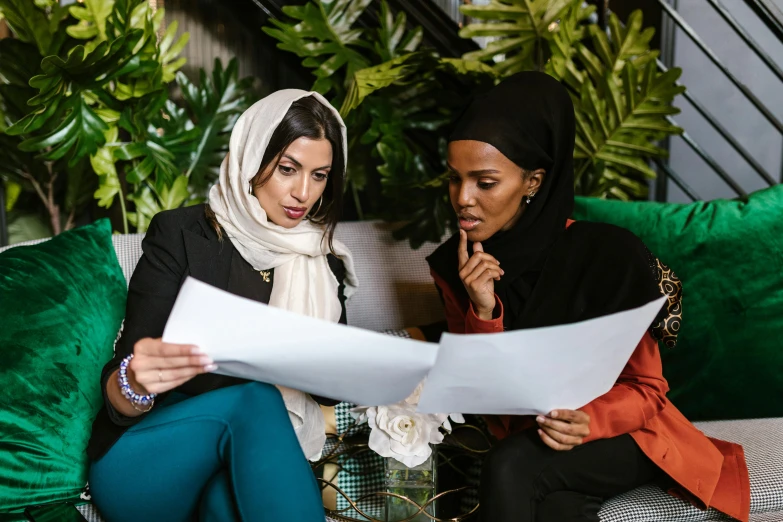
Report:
480,429,660,522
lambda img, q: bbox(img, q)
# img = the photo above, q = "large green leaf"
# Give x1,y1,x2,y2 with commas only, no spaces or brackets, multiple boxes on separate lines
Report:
175,58,254,190
373,0,422,62
0,0,52,55
544,3,594,90
573,60,684,197
67,0,115,44
25,31,144,110
18,96,109,166
263,0,373,97
574,10,656,89
90,125,121,208
460,0,579,74
158,19,189,82
158,174,189,210
341,53,425,116
0,39,42,87
4,180,21,212
127,185,160,232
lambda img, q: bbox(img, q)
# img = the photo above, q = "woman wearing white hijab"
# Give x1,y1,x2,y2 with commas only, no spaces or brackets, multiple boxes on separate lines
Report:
86,90,357,521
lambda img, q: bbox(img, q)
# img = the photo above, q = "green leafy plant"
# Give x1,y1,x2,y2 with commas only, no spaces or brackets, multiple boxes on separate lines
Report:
460,3,685,200
0,0,254,239
267,0,684,247
266,0,498,247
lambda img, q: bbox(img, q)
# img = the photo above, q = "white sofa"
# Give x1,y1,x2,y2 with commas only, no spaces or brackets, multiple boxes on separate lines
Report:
4,221,782,521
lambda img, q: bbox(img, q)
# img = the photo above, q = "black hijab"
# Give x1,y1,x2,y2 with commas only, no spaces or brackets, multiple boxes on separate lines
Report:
427,72,664,331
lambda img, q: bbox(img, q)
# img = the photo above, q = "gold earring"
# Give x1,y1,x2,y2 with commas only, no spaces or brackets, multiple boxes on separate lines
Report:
309,196,324,219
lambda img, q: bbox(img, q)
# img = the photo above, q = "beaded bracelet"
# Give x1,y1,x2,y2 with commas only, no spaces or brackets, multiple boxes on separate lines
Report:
118,354,156,412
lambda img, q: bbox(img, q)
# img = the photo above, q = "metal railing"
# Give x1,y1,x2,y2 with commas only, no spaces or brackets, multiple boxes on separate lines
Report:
650,0,783,200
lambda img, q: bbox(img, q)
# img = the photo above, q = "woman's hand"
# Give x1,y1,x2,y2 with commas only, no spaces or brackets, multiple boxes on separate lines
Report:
536,410,591,451
107,338,216,417
458,229,504,320
128,338,217,395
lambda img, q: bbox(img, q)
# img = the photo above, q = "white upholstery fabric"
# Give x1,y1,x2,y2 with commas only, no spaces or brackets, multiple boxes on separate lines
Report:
334,221,445,330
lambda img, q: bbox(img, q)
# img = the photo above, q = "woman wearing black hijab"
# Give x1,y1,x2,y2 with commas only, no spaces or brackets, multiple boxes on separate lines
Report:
426,72,749,522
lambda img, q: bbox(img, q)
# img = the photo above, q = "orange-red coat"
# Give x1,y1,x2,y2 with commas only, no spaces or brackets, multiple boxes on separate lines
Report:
431,248,750,521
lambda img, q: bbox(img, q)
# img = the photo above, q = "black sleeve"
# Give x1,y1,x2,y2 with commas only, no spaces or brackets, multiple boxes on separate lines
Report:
310,255,348,407
99,212,188,426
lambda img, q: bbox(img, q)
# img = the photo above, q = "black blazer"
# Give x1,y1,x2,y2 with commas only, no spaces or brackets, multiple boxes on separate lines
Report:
87,204,347,460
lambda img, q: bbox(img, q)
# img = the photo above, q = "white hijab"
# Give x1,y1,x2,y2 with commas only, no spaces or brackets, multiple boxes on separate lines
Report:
208,89,358,460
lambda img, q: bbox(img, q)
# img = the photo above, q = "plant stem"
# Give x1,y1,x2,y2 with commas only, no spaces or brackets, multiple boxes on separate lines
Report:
118,188,129,234
64,209,76,231
24,163,62,235
46,171,61,235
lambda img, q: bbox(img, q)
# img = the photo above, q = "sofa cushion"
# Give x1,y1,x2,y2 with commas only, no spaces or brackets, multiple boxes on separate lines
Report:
573,186,783,421
0,219,127,512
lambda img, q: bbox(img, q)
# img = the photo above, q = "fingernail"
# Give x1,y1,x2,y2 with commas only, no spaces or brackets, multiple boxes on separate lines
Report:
199,355,213,365
501,269,505,275
536,416,545,423
538,429,543,435
550,411,558,418
190,346,204,354
204,364,218,372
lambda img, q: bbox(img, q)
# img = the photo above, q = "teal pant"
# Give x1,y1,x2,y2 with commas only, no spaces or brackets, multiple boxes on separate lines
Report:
89,382,324,522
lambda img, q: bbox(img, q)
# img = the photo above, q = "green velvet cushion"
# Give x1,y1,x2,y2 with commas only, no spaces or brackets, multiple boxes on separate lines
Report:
0,219,126,512
573,186,783,421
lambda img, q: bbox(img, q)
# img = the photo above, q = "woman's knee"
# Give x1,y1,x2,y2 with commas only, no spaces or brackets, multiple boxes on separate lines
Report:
221,382,286,417
482,430,545,486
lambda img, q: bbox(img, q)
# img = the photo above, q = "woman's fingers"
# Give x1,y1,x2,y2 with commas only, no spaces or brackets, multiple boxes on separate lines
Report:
464,263,503,287
458,230,470,268
549,409,590,425
131,354,213,371
134,365,216,394
459,253,501,281
538,425,584,446
135,338,201,358
536,415,590,438
538,429,573,451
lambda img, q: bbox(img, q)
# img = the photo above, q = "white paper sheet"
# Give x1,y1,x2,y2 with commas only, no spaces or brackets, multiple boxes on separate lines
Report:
163,277,666,415
162,277,438,406
416,296,667,415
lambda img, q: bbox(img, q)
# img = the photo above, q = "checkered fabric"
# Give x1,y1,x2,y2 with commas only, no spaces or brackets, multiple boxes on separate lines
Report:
332,328,414,521
750,511,783,522
598,417,783,521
